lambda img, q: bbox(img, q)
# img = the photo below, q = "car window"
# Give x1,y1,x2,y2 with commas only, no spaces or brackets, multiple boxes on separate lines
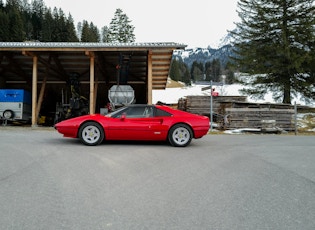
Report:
125,107,146,118
143,106,154,117
106,106,127,118
108,106,147,118
107,106,169,118
155,108,172,117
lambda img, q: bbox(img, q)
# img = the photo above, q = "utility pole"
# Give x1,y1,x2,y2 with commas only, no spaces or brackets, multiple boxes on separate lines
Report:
201,80,223,132
210,80,213,131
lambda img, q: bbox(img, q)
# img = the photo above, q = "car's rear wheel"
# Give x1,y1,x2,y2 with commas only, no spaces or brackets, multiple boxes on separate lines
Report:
168,124,192,147
78,122,104,146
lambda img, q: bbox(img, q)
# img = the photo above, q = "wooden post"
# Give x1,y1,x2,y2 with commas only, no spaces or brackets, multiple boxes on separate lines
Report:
89,53,95,114
94,74,99,114
31,56,38,127
147,50,153,104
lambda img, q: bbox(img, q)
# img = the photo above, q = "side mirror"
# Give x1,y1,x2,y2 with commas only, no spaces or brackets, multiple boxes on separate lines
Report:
120,113,126,120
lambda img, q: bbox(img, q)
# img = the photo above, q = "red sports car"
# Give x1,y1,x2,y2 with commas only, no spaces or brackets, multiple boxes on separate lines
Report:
54,104,210,147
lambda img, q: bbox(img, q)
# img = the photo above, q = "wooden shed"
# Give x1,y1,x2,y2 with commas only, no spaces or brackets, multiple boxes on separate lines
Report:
0,42,186,126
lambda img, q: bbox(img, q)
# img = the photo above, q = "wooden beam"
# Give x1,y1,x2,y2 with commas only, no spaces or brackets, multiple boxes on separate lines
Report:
36,56,51,120
36,74,47,120
31,55,38,126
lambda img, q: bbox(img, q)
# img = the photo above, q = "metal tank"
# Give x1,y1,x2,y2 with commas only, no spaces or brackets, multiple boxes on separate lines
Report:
108,85,135,109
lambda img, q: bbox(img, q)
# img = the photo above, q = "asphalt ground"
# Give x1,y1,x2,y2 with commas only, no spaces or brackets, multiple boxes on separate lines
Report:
1,127,315,230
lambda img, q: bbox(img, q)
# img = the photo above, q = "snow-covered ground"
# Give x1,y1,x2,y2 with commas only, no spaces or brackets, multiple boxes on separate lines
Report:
153,83,315,107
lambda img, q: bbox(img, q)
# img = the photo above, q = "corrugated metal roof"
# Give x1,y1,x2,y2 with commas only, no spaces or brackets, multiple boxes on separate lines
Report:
0,42,186,49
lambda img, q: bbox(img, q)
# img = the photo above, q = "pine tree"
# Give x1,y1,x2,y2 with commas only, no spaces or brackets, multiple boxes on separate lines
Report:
224,62,236,84
179,61,191,85
231,0,315,104
89,22,100,42
170,59,181,81
169,58,191,85
56,8,68,41
41,7,53,41
50,7,60,41
66,14,79,42
80,20,90,42
107,8,135,43
19,0,32,41
31,0,44,40
205,59,221,82
101,26,110,42
77,22,82,41
6,0,25,41
80,20,100,42
0,7,10,41
190,61,204,82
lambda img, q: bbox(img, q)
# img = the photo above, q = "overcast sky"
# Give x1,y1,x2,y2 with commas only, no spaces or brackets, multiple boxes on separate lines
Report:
43,0,239,48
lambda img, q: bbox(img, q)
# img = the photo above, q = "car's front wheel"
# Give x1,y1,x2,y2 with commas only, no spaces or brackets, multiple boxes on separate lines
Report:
78,122,104,146
168,124,193,147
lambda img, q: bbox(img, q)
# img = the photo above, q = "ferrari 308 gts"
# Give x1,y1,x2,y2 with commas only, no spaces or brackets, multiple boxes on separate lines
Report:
54,104,210,147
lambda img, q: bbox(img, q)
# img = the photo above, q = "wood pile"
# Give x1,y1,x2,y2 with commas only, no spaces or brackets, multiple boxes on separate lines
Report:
225,101,295,130
178,96,295,130
178,95,247,116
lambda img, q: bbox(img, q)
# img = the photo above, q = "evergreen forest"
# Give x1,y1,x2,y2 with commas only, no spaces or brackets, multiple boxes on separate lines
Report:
0,0,135,42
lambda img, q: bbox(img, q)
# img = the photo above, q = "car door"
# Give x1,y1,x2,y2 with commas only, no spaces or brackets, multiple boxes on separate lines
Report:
106,105,167,141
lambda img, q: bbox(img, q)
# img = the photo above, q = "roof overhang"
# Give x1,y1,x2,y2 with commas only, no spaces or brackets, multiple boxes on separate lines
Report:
0,42,187,90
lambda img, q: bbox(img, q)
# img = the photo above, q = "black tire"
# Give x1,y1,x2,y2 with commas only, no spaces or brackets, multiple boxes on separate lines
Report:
78,122,104,146
3,110,14,119
168,124,193,147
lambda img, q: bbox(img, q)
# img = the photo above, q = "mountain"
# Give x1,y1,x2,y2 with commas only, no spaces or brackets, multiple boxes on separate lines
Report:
172,33,235,67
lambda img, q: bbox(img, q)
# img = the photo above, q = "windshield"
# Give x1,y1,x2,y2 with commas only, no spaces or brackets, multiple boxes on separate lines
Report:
105,105,156,118
105,106,127,118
